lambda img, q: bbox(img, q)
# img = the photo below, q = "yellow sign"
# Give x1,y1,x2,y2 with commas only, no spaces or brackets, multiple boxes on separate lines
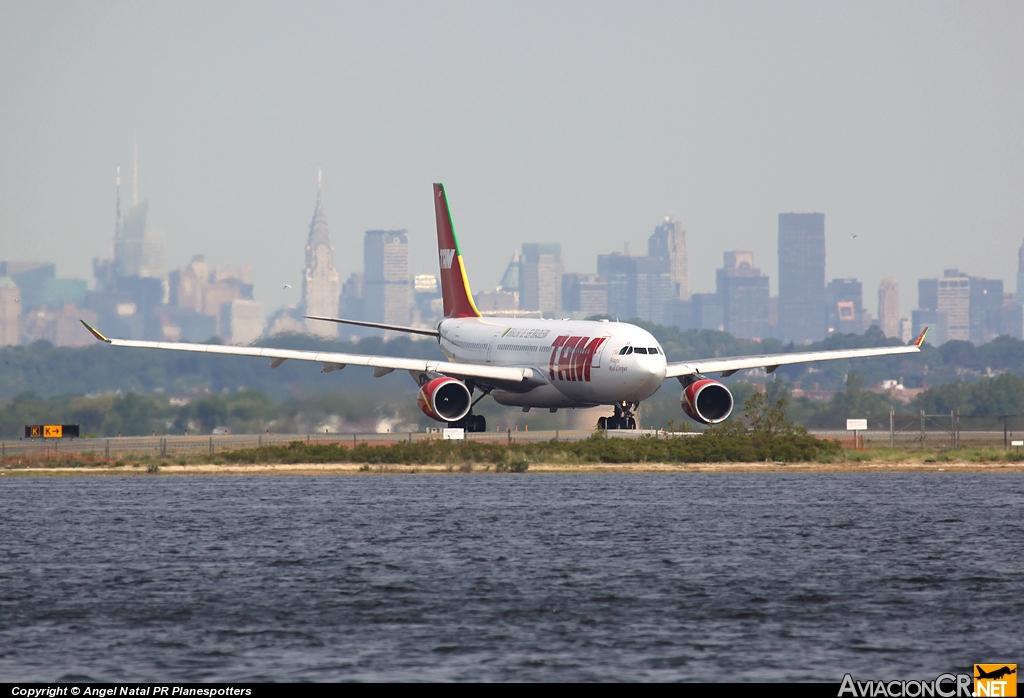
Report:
27,425,42,438
43,425,62,438
975,665,1017,697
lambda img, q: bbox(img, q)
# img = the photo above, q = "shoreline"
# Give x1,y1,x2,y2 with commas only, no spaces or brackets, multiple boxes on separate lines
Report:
2,461,1023,476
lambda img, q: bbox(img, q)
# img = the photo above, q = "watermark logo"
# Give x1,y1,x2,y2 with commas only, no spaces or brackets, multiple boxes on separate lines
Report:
975,664,1017,697
839,673,971,697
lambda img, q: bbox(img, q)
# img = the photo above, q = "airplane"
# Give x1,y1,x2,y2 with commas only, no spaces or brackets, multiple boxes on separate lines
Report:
81,183,928,432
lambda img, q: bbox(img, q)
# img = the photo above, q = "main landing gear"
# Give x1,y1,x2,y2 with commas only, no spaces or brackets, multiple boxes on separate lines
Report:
597,401,638,430
447,381,489,433
448,414,487,433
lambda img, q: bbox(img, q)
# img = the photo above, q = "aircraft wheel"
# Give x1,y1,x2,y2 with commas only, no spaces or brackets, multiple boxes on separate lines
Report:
473,415,486,433
597,416,608,430
626,417,637,430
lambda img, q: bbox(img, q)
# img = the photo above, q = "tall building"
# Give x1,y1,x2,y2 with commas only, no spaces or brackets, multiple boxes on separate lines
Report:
519,243,563,315
167,255,255,338
89,155,168,341
1018,239,1024,301
363,230,411,326
716,251,770,340
113,146,165,282
115,201,165,280
778,212,826,343
498,252,520,296
969,276,1003,344
474,252,521,314
691,293,724,331
635,256,672,325
562,273,609,317
598,252,636,320
0,276,20,346
301,182,341,337
413,274,443,325
878,278,901,339
937,271,970,341
340,272,364,322
826,278,864,335
220,299,264,345
648,217,690,300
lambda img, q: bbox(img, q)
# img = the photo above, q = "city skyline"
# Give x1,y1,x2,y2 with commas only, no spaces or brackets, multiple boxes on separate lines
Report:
1,4,1022,323
3,169,1023,346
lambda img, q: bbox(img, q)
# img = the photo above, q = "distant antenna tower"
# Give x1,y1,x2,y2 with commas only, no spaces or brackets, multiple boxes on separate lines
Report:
132,128,139,207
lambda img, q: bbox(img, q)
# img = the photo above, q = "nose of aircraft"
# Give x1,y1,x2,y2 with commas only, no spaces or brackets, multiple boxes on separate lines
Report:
634,351,667,396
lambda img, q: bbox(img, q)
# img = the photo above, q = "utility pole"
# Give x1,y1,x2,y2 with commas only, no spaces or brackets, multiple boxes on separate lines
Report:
1004,414,1009,450
889,408,894,449
920,410,926,450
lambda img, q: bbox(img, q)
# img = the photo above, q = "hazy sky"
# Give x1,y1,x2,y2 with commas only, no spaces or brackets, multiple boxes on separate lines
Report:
2,1,1022,319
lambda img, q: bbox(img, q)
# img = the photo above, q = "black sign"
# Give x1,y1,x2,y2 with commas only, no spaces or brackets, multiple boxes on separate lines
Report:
25,424,80,439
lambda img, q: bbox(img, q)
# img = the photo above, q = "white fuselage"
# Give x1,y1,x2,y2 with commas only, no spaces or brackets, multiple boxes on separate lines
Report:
437,317,667,408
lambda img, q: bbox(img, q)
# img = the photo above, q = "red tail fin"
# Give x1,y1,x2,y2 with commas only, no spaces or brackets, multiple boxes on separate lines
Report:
434,183,481,319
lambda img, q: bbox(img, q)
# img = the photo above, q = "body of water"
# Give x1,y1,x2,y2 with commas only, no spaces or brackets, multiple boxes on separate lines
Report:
1,473,1021,681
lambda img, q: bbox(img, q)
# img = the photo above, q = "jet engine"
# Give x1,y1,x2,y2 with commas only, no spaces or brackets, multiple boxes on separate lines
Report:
681,378,734,424
417,376,473,423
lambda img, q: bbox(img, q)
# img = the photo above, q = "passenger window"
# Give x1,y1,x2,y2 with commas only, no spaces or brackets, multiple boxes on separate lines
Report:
634,347,648,354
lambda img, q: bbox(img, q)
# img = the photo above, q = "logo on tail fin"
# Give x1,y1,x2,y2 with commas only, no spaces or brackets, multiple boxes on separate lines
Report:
439,248,456,269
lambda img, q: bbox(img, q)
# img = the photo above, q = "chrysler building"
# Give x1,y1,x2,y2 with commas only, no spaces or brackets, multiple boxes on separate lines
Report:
302,171,341,337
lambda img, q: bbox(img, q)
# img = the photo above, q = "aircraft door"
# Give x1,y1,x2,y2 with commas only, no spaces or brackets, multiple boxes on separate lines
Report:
486,330,501,363
590,335,610,369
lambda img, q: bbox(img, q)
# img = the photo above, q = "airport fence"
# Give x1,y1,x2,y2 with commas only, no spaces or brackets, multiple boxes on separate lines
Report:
2,414,1022,462
0,428,683,461
810,411,1024,450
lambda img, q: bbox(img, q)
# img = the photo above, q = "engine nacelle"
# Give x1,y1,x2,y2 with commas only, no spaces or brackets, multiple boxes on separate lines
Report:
681,379,734,424
417,376,473,423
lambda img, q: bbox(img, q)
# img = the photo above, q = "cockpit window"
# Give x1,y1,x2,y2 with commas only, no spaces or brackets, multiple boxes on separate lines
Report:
648,347,660,354
633,347,648,354
618,346,633,355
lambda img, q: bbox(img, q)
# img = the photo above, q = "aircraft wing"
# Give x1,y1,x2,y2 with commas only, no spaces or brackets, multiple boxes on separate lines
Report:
80,321,533,384
665,329,928,379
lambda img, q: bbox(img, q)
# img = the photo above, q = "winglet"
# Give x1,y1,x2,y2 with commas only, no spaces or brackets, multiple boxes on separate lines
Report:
912,326,928,348
80,319,111,343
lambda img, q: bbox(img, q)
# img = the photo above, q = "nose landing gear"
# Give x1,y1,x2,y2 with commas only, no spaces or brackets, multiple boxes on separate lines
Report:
597,401,638,430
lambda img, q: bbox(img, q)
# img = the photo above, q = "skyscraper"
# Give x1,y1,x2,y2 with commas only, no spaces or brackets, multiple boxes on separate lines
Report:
0,276,20,346
301,179,341,337
878,278,901,339
519,243,563,315
826,278,864,335
716,251,770,339
635,256,672,325
363,230,411,327
937,271,970,341
648,217,690,300
113,144,165,281
598,252,636,320
778,212,826,343
1018,239,1024,300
